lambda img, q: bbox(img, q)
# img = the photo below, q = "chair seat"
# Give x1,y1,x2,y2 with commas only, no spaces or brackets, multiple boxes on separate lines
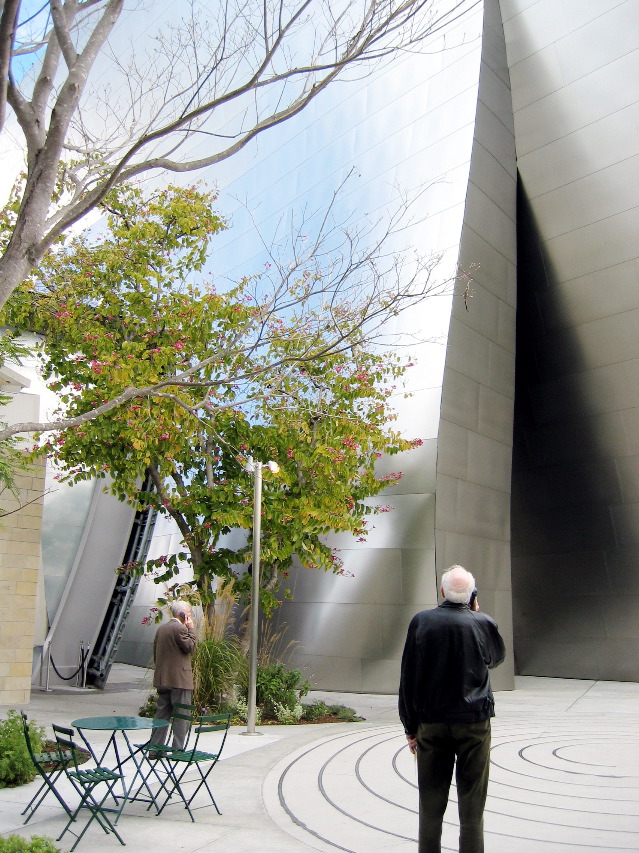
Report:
70,768,121,784
136,742,175,754
169,749,219,763
53,723,126,851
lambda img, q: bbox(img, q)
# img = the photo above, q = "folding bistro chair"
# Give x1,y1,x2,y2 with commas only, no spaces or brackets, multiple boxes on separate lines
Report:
20,711,74,824
156,712,230,821
52,724,125,852
137,702,196,760
132,703,197,810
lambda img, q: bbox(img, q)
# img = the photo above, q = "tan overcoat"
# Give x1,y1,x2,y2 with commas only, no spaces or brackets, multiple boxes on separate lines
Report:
152,617,197,690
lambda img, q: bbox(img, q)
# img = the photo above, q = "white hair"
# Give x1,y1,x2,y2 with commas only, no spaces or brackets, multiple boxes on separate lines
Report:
170,601,191,617
441,565,476,604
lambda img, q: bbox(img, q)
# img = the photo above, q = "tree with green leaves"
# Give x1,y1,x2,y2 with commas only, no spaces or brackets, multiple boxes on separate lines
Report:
1,181,422,621
0,170,448,444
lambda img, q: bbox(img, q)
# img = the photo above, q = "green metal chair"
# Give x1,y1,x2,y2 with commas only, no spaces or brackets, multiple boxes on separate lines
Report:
132,702,197,811
52,723,125,852
156,712,231,821
137,702,196,759
20,711,74,824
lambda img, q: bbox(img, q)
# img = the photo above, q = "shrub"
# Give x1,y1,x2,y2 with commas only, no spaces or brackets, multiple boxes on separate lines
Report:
0,836,62,853
230,694,262,725
273,700,303,724
0,711,45,788
255,662,310,719
301,699,331,721
328,704,363,722
300,701,364,722
193,635,247,712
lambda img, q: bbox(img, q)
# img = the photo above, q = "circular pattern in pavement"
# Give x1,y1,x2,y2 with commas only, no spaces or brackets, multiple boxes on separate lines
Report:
263,722,639,852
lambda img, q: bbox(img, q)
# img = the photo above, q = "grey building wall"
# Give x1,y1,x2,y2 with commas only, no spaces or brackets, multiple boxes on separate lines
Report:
436,0,517,689
272,0,517,693
503,0,639,679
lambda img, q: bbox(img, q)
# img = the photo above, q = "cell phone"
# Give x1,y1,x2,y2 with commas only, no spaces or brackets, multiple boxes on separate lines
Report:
469,589,477,607
179,611,186,622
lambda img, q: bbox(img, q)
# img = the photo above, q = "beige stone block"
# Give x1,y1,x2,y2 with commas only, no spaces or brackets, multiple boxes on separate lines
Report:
15,514,43,530
21,569,40,584
16,580,37,596
0,622,32,642
0,662,11,675
0,495,19,509
0,630,35,651
13,632,37,649
0,687,31,704
15,502,43,518
11,475,38,489
3,541,35,556
0,566,21,581
10,662,32,677
3,609,35,626
0,579,14,595
11,528,42,544
0,553,40,570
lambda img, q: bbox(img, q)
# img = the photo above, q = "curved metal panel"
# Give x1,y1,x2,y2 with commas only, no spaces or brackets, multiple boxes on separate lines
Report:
504,0,639,680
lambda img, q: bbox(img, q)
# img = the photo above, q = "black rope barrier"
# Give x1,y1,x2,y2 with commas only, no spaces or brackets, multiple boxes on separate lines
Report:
50,647,91,682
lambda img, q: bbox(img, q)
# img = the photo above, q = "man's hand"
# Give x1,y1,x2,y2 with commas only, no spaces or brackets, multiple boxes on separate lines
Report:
470,596,480,612
406,734,417,754
184,613,194,631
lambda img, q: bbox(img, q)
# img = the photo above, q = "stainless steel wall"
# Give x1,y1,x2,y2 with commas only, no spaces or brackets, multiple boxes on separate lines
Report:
273,0,517,692
436,0,517,690
503,0,639,679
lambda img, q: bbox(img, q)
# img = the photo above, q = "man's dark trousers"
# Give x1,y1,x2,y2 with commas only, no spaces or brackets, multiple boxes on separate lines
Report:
416,719,491,853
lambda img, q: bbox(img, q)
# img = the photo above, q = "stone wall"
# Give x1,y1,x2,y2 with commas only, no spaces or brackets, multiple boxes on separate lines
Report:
0,459,44,704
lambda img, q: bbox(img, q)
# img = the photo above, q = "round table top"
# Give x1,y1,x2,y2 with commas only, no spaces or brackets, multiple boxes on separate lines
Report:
71,715,168,731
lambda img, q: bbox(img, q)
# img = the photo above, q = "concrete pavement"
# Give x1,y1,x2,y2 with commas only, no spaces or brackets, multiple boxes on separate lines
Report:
1,665,638,852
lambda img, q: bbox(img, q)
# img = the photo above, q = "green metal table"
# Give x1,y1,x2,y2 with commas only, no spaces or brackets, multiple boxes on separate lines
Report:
72,715,168,822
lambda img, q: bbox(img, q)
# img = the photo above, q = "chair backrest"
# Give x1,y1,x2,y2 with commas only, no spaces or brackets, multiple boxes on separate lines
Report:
172,703,196,723
52,724,83,773
21,712,39,765
192,713,231,755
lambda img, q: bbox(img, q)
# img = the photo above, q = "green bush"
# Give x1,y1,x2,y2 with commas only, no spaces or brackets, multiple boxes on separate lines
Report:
0,835,62,853
328,704,363,722
230,694,262,725
255,662,310,719
0,711,45,788
301,699,331,721
300,700,364,722
193,635,247,712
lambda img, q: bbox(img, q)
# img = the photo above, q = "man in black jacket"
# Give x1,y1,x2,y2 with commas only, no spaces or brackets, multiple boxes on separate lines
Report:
399,565,506,853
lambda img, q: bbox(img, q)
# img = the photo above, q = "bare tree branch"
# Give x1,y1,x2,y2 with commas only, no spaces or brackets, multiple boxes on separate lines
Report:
0,0,478,309
0,0,21,129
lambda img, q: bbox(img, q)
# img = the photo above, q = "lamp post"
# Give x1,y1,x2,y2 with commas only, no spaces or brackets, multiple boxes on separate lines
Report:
243,457,279,735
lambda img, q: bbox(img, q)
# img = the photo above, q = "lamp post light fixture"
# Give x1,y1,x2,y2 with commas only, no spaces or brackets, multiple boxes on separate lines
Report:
243,457,280,736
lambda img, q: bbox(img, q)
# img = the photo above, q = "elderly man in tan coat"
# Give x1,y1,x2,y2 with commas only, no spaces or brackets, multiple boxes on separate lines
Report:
147,601,197,755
